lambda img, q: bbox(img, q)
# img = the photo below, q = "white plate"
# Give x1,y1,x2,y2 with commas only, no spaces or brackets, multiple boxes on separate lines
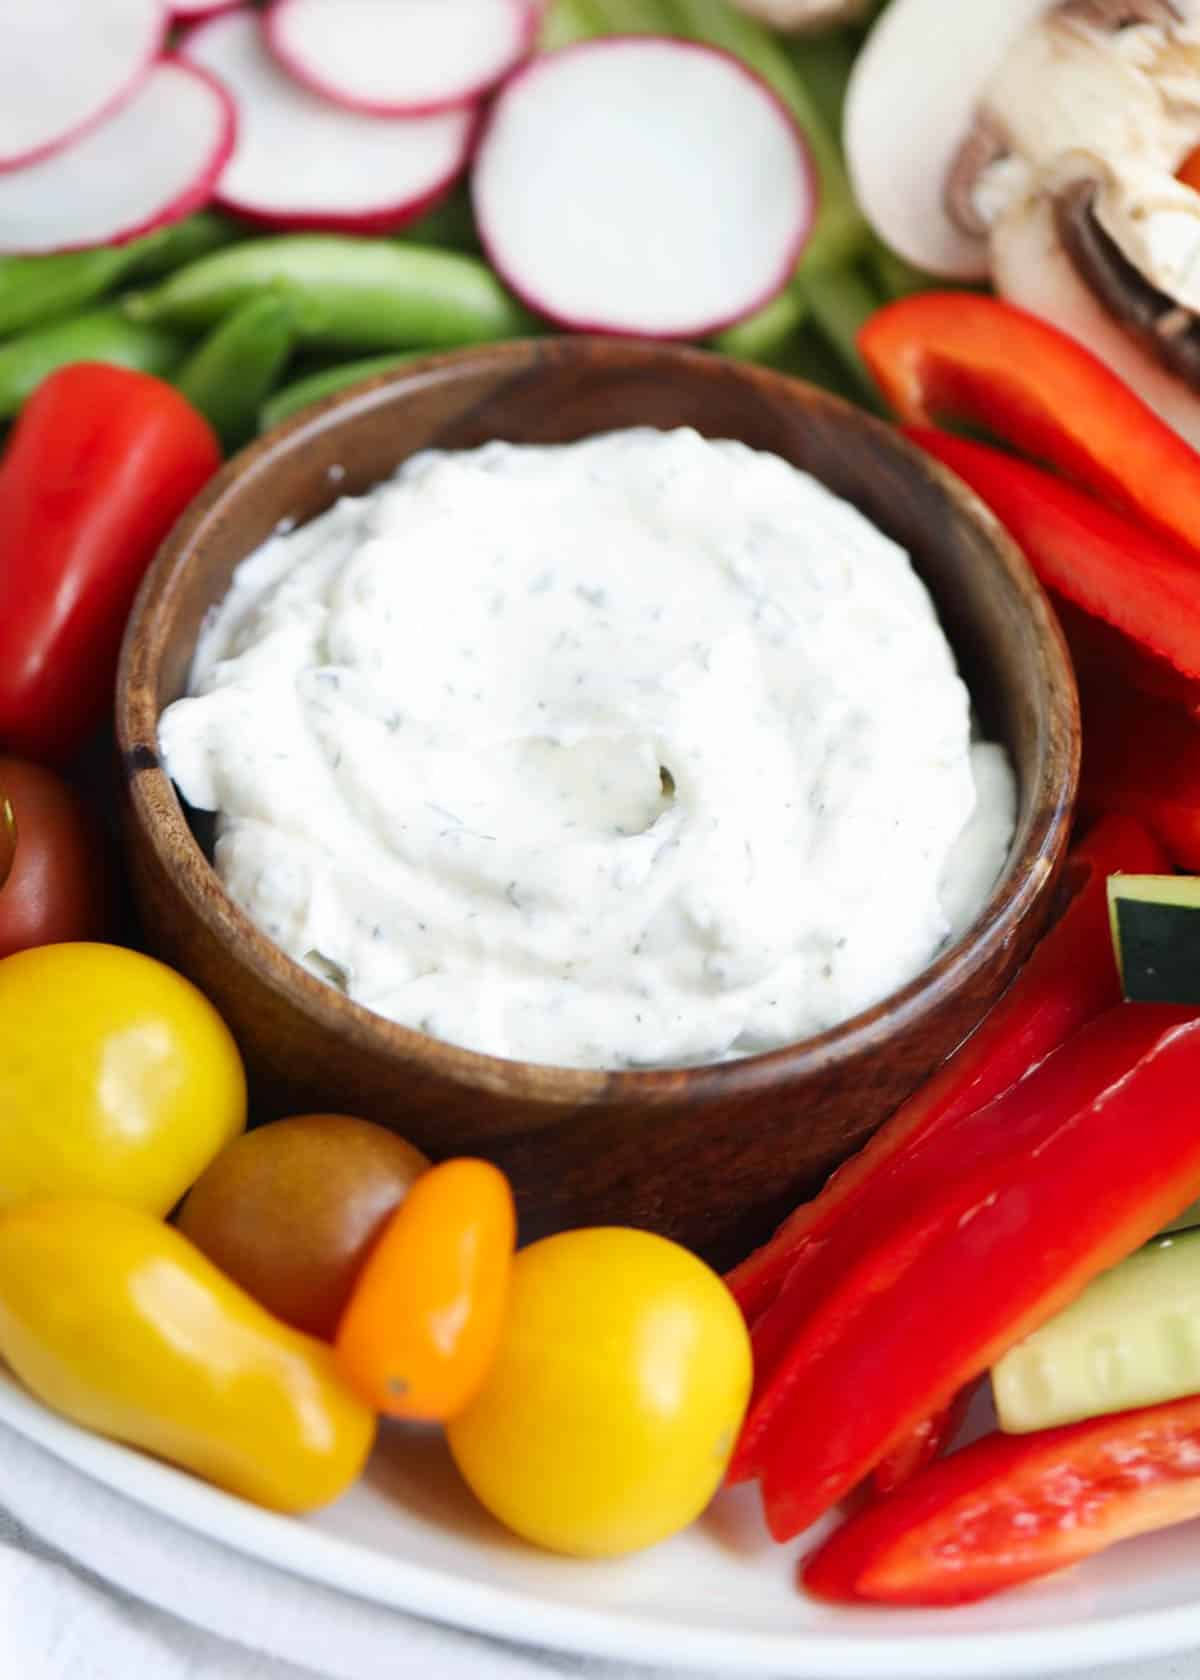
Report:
4,1365,1200,1678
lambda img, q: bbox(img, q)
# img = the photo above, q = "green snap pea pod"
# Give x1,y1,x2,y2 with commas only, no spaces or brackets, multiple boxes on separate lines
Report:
798,264,885,410
258,352,426,434
0,248,135,339
394,191,481,254
175,292,297,453
537,0,607,44
0,307,184,421
713,283,808,366
567,0,674,30
123,211,243,281
0,215,241,340
126,238,538,351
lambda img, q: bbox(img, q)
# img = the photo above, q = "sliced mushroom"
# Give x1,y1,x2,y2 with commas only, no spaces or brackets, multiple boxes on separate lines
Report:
945,112,1012,239
1055,0,1182,30
1054,177,1200,389
991,193,1200,447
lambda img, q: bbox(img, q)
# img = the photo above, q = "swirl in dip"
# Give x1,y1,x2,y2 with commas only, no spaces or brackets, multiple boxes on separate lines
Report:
160,427,1016,1070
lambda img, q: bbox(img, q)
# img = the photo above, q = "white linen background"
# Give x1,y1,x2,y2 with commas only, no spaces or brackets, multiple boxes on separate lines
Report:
3,1420,1200,1680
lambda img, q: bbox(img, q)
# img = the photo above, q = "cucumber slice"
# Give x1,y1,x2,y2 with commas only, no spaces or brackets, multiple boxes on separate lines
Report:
1108,874,1200,1005
993,1227,1200,1433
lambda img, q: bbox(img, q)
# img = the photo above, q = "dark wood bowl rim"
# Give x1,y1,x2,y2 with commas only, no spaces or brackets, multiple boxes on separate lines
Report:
118,339,1079,1113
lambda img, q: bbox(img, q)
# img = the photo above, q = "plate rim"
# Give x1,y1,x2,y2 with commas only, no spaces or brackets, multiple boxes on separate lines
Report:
3,1367,1200,1679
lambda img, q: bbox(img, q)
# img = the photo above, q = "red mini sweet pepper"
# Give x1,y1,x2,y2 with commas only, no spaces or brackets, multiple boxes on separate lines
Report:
907,425,1200,684
803,1391,1200,1607
757,1005,1200,1543
0,362,221,764
859,292,1200,560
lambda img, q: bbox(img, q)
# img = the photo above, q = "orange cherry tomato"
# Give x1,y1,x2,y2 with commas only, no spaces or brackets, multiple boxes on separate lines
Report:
1179,145,1200,195
334,1157,515,1421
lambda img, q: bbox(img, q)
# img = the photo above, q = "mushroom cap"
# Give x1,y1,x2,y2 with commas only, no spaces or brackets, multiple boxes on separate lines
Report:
843,0,1047,279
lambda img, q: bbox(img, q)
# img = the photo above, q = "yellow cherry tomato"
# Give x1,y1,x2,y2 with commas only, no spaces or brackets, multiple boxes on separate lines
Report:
446,1227,752,1557
0,1199,375,1512
0,943,245,1214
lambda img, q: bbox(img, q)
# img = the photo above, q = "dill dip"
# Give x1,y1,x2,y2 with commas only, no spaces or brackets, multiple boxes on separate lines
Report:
159,427,1017,1071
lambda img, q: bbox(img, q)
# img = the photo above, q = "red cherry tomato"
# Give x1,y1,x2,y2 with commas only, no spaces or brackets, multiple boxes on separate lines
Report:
0,757,107,958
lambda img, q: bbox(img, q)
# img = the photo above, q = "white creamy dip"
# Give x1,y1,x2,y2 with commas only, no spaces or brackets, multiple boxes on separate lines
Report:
160,428,1016,1070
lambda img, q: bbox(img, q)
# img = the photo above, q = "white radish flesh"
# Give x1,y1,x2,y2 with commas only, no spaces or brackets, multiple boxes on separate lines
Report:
844,0,1045,280
472,39,815,338
991,195,1200,452
265,0,538,117
0,58,234,256
0,0,166,171
181,11,476,233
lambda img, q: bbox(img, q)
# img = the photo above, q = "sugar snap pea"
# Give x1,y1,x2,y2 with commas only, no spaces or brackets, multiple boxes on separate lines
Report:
713,284,808,365
126,238,538,351
0,307,184,420
0,214,240,340
258,352,425,434
175,292,297,453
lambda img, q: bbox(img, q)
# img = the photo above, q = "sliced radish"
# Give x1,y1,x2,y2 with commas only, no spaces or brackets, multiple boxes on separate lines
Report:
0,0,167,172
992,195,1200,453
472,39,815,339
264,0,538,118
0,58,234,256
181,11,475,233
170,1,244,15
844,0,1045,280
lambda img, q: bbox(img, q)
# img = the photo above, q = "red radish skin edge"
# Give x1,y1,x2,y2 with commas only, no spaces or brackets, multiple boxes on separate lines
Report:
471,37,819,341
0,57,238,255
181,13,480,236
262,0,541,119
0,7,169,175
171,2,245,17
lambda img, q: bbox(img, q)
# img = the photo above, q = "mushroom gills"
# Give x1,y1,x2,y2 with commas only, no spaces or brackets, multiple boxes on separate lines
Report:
1055,179,1200,393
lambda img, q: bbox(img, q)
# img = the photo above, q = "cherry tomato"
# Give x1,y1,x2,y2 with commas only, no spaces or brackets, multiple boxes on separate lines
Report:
0,789,13,893
446,1228,752,1557
0,943,246,1214
335,1158,515,1420
176,1114,430,1339
0,756,107,958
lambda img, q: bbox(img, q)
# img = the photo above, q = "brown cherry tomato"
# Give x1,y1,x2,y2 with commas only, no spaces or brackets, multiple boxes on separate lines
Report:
175,1114,431,1340
0,756,107,958
335,1157,516,1421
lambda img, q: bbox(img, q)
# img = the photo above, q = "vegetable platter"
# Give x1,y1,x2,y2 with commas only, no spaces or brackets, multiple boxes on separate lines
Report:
7,0,1200,1672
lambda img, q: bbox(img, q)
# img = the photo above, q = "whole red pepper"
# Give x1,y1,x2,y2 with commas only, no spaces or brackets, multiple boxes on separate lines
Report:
0,363,220,764
803,1391,1200,1607
907,425,1200,684
725,813,1167,1339
755,1005,1200,1542
859,293,1200,560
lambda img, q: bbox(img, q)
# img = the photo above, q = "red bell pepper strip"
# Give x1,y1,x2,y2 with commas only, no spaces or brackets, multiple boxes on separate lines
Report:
803,1392,1200,1607
731,988,1186,1488
1078,669,1200,872
757,1004,1200,1543
871,1383,977,1499
0,363,220,765
1054,593,1200,717
859,293,1200,560
725,813,1167,1337
907,425,1200,683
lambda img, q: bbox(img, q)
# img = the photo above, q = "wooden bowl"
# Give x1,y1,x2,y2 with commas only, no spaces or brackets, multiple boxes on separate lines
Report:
117,338,1079,1263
